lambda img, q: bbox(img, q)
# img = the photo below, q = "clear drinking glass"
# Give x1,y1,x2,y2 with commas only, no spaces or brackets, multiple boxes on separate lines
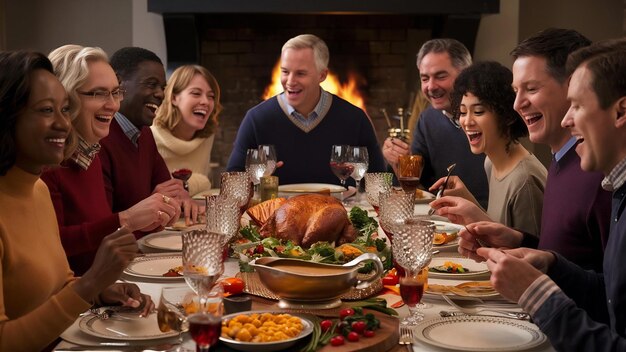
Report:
347,146,369,204
182,229,225,297
329,145,354,205
391,217,435,325
205,195,240,245
364,172,393,213
245,149,266,198
379,190,415,244
157,286,223,352
258,145,277,176
219,172,252,214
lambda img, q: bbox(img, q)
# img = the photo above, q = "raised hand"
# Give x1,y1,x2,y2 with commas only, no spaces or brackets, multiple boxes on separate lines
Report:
429,175,478,204
119,193,180,232
382,137,410,168
458,221,524,261
429,196,491,225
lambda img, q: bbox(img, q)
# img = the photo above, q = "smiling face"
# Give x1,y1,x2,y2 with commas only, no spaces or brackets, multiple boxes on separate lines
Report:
562,66,624,174
459,93,504,156
171,73,215,139
512,56,571,151
15,70,72,174
118,60,166,128
74,60,120,144
419,52,462,111
280,47,327,116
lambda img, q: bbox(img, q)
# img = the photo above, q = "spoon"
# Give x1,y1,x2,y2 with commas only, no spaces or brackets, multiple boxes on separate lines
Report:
428,163,456,215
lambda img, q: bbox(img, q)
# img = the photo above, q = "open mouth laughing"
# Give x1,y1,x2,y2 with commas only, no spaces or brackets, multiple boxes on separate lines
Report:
145,103,159,115
522,113,543,126
466,131,482,144
95,115,113,123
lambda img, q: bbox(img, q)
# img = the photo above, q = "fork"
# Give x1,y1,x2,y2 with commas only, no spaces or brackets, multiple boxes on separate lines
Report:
399,326,414,352
441,294,530,320
428,163,456,215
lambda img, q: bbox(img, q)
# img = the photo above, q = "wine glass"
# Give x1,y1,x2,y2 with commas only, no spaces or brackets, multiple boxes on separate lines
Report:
172,168,193,192
379,190,415,244
158,286,223,352
347,146,368,204
245,149,266,198
329,145,354,204
364,172,393,213
397,154,424,194
258,144,277,176
391,217,435,325
182,229,225,297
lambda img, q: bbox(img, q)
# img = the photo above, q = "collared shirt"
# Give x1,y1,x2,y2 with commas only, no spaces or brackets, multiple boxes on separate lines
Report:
279,88,331,131
602,156,626,191
71,135,101,170
114,112,141,146
554,137,577,163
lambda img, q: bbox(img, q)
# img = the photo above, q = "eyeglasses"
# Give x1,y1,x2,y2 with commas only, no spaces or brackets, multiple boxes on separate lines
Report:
77,89,125,102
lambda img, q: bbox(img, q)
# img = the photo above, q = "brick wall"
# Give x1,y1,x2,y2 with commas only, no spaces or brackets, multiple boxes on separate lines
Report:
198,14,434,168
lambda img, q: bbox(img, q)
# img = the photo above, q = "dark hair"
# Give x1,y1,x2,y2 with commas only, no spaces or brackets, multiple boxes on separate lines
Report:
567,38,626,110
109,47,162,80
510,28,591,83
417,38,472,70
451,61,527,151
0,51,55,175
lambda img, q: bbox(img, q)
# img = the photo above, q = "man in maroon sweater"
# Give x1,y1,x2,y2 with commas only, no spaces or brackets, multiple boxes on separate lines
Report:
456,29,612,273
100,47,200,223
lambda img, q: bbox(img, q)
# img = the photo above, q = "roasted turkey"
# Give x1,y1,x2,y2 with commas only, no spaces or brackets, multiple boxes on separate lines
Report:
257,194,358,248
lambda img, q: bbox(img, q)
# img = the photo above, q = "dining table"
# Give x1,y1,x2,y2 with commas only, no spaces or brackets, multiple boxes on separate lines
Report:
54,200,556,352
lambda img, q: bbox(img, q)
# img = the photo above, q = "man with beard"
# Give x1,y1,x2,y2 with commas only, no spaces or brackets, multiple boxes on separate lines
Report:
382,39,489,208
100,47,200,224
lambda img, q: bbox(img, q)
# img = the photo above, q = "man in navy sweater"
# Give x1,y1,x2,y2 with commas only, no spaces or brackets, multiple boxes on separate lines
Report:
382,39,489,208
226,34,385,186
477,39,626,351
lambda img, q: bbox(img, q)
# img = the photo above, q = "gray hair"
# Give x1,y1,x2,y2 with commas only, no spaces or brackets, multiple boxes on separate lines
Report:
416,38,472,70
282,34,329,72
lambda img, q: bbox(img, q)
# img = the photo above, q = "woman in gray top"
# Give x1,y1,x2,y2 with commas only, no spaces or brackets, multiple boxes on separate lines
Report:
430,61,547,236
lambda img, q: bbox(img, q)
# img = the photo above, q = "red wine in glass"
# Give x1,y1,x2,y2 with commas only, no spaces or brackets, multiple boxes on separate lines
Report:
329,161,354,181
188,312,221,351
399,276,425,306
172,168,193,191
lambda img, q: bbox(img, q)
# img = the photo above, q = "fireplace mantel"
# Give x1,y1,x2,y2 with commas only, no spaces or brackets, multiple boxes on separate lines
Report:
148,0,499,15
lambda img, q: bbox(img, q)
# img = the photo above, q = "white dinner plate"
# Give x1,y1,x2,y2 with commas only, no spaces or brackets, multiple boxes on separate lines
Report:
192,188,220,200
278,183,345,194
415,315,546,351
123,254,184,281
430,220,462,250
428,256,490,278
78,307,178,341
415,190,436,204
219,311,314,352
139,231,182,251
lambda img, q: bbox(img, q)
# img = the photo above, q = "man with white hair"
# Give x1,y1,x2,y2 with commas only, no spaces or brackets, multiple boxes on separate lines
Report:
227,34,385,185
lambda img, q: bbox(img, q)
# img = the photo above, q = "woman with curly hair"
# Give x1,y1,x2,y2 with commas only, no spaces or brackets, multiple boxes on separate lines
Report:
430,61,547,236
151,65,221,197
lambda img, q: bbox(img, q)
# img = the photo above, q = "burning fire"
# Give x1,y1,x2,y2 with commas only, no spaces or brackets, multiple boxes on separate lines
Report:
262,60,367,113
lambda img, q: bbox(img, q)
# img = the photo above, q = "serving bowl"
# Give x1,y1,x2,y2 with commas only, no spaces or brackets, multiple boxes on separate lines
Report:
250,253,383,308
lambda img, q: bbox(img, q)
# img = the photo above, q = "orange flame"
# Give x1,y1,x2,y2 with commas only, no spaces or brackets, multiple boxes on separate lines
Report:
262,60,367,113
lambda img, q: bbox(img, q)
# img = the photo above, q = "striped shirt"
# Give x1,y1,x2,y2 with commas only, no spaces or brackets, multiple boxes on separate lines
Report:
114,112,141,146
518,273,562,315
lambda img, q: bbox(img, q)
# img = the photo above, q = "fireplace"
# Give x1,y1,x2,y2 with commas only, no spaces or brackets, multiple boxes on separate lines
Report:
148,1,499,171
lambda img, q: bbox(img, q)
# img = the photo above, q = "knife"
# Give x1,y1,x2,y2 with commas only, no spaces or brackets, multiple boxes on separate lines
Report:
439,310,530,321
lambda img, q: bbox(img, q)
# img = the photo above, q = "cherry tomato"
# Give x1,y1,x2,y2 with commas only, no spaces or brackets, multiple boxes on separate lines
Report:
254,244,264,254
363,330,375,338
330,335,345,346
347,331,360,342
339,308,355,320
221,277,245,295
351,320,366,334
320,319,333,332
382,274,399,286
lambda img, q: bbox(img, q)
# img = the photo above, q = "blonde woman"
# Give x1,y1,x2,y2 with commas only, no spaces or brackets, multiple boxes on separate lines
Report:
151,64,222,197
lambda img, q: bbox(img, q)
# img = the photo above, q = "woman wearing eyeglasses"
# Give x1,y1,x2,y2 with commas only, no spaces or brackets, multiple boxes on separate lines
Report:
41,45,181,275
0,50,154,351
150,65,222,198
429,62,547,236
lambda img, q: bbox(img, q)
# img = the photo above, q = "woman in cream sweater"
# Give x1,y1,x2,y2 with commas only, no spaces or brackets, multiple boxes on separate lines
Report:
151,65,222,197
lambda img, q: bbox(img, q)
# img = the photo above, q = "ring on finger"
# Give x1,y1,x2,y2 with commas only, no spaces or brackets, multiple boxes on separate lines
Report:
157,210,165,218
162,195,170,204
